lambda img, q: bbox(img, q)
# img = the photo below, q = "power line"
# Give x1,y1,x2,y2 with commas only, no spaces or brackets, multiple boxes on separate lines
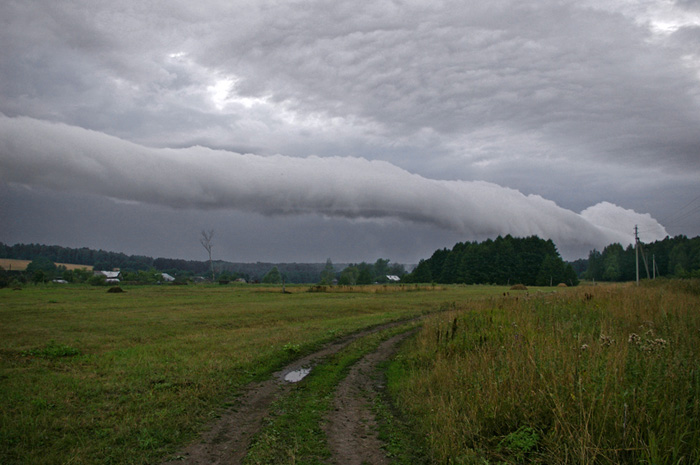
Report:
660,193,700,230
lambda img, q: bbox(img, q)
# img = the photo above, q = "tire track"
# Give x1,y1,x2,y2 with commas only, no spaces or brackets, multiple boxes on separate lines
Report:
324,331,414,465
160,320,415,465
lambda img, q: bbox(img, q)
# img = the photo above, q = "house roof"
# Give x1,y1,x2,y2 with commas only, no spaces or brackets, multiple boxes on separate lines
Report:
97,271,121,279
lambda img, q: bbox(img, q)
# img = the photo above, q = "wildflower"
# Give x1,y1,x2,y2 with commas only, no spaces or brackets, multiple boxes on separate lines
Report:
599,334,615,346
580,344,589,351
652,338,668,349
628,333,641,344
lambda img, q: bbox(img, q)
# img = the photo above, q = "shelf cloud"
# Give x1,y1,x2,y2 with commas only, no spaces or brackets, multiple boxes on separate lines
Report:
0,114,667,256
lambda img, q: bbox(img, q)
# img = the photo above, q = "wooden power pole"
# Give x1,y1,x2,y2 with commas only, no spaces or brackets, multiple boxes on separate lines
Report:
635,225,639,286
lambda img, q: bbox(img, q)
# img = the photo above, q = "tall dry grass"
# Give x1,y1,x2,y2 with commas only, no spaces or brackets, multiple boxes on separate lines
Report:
389,281,700,464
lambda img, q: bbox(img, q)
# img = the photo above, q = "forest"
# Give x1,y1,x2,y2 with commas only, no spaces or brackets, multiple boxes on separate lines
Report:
0,242,336,284
403,235,578,285
581,234,700,281
3,234,700,286
0,242,407,285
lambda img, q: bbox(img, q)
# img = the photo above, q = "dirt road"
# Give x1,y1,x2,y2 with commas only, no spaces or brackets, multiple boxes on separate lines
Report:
161,321,414,465
324,331,412,465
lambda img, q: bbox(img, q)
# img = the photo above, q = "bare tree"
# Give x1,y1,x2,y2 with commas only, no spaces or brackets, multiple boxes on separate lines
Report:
200,229,215,281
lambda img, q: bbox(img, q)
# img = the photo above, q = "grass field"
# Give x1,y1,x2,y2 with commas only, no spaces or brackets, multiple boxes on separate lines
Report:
2,281,697,464
388,280,700,464
0,258,93,272
0,282,508,465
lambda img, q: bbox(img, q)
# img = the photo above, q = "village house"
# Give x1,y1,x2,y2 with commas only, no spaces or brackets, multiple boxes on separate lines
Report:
94,270,122,284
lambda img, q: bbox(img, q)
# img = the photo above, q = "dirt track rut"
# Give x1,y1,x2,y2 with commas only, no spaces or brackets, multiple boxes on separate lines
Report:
161,320,414,465
324,331,412,465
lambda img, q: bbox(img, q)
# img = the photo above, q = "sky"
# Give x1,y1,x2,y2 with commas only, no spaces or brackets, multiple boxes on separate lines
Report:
1,0,699,264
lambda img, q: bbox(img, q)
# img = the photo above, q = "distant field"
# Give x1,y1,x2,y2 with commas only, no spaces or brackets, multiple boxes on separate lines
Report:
0,258,93,271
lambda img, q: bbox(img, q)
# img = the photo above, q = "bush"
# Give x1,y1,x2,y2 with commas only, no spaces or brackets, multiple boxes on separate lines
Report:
88,274,107,286
0,266,9,288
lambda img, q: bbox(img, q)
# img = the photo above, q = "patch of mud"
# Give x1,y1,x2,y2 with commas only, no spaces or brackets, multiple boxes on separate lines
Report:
324,331,414,465
161,320,413,465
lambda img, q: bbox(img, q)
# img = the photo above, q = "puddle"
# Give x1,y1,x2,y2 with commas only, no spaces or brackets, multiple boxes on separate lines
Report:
284,367,311,383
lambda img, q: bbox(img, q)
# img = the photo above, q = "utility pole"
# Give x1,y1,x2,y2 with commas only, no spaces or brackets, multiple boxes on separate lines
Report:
653,254,656,280
640,243,651,280
635,225,639,286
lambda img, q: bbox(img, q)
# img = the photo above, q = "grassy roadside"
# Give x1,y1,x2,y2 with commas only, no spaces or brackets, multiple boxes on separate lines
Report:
386,280,700,464
373,357,429,465
0,283,516,464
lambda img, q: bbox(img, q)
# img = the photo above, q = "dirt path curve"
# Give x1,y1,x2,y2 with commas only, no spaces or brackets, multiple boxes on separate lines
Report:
324,331,413,465
161,320,414,465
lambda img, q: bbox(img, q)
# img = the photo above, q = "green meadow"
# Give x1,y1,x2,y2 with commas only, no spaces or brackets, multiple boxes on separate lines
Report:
1,281,698,464
0,283,502,464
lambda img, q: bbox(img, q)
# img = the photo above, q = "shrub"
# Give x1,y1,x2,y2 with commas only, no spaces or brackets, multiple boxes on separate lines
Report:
88,274,107,286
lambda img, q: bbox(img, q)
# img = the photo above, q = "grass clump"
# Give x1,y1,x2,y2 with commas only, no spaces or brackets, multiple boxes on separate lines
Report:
22,340,81,358
388,282,700,464
498,426,539,462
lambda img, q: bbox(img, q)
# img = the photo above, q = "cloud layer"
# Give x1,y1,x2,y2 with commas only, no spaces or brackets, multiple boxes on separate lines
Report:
0,115,667,256
0,0,698,262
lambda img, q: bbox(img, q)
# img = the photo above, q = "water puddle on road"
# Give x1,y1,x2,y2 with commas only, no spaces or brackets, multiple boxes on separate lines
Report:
284,367,311,383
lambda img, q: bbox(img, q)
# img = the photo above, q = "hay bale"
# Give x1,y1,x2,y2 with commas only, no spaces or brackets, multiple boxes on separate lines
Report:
107,286,124,293
557,283,568,287
510,284,528,291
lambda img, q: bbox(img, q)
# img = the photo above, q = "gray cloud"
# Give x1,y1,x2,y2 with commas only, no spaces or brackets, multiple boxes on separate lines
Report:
0,115,667,258
198,0,700,170
3,0,699,172
0,0,698,261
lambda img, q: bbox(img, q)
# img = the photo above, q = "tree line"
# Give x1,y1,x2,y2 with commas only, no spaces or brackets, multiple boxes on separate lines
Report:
6,234,698,286
403,235,579,286
581,235,700,281
0,242,343,284
0,242,155,272
336,258,406,285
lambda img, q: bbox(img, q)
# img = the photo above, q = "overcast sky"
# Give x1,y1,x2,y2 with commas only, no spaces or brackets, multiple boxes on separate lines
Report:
1,0,699,264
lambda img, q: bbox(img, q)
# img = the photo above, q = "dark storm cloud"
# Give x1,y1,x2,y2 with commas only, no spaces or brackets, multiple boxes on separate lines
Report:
2,0,699,172
0,0,698,261
0,115,667,257
198,0,700,170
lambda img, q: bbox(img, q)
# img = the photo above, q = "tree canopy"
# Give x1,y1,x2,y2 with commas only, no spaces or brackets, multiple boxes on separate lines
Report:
583,235,700,281
337,259,406,285
404,235,578,286
262,266,282,284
